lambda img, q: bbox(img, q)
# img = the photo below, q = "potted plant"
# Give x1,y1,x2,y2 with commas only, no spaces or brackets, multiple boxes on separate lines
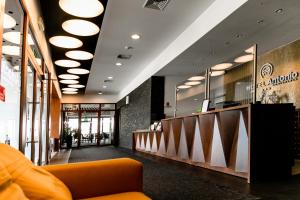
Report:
63,127,72,149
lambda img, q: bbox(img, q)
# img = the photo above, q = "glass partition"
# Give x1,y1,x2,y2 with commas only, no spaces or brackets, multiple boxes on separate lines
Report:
209,46,254,109
174,45,256,116
41,70,48,164
25,62,34,160
0,0,24,149
100,111,115,145
176,72,206,116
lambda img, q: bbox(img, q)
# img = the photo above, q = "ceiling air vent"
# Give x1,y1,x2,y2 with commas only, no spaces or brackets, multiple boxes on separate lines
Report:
104,79,113,83
143,0,170,11
117,54,132,60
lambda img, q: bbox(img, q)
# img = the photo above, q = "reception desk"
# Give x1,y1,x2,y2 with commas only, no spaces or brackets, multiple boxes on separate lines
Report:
133,104,294,183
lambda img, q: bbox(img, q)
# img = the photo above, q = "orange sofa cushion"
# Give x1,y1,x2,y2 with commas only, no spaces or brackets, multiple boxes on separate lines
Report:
0,144,72,200
0,162,28,200
80,192,151,200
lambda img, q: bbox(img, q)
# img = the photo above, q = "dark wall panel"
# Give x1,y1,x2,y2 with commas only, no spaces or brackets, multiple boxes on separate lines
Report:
117,79,152,148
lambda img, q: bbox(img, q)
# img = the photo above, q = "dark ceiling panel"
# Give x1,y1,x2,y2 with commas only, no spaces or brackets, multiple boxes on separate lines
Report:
39,0,108,94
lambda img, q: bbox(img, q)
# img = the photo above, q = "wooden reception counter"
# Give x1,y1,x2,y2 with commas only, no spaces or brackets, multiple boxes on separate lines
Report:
133,104,295,183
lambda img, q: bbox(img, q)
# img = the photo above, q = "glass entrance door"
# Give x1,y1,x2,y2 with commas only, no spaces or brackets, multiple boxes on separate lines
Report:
80,112,99,147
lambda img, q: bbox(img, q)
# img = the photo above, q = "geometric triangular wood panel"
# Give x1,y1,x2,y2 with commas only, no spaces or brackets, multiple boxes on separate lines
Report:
135,134,141,150
151,133,158,153
210,116,227,167
140,134,145,150
158,132,166,155
191,119,205,163
166,125,176,157
145,133,151,152
178,121,189,160
235,111,249,172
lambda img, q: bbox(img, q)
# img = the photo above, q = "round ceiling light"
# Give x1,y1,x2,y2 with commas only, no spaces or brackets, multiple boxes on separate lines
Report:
234,54,254,63
59,0,104,18
177,85,192,89
68,84,85,88
62,88,78,92
2,45,20,56
55,59,80,68
63,91,78,95
3,31,35,45
185,81,201,86
65,50,93,60
188,76,205,81
60,79,79,84
58,74,80,79
67,68,90,75
245,46,254,54
131,34,140,40
4,14,16,29
211,63,233,70
210,70,225,77
62,19,100,36
49,36,82,48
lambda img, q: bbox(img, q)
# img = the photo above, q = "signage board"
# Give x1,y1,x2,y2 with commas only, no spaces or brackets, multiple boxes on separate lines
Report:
0,85,5,102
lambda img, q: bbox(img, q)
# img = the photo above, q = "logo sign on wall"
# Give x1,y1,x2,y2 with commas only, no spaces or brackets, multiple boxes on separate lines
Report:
258,63,299,87
0,85,5,102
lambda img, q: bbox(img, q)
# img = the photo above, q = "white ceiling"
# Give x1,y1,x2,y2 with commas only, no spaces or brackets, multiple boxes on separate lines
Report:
85,0,215,99
64,0,300,103
156,0,300,77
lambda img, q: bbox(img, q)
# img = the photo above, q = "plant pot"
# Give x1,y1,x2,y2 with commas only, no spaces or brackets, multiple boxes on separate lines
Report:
66,135,72,149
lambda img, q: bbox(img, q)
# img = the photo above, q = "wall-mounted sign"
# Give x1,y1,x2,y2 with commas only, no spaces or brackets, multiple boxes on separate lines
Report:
258,62,299,88
0,85,5,102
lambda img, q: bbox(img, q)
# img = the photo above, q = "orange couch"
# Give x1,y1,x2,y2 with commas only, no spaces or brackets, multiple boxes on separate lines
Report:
0,144,151,200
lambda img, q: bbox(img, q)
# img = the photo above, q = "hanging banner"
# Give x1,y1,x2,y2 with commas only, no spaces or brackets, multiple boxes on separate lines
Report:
0,85,5,102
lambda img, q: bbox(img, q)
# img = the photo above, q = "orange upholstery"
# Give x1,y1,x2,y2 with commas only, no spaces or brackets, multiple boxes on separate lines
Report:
43,158,144,199
80,192,151,200
0,144,72,200
0,162,28,200
0,144,151,200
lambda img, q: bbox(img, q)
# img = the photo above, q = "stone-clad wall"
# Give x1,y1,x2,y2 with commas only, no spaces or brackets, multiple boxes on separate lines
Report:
117,79,152,148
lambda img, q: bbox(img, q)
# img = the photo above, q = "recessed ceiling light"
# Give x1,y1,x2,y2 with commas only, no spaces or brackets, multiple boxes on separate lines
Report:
210,71,225,77
185,81,201,86
67,68,90,74
211,63,233,70
4,14,16,29
65,50,93,60
194,98,198,101
3,31,35,45
275,8,283,14
188,76,205,81
49,36,82,48
131,34,140,40
59,0,104,18
245,46,254,54
55,59,81,68
68,84,85,88
177,85,192,89
63,91,78,95
2,45,20,56
107,76,113,79
115,62,122,66
60,79,79,84
234,54,254,63
103,85,107,88
62,19,100,36
98,92,103,95
58,74,80,79
62,88,78,92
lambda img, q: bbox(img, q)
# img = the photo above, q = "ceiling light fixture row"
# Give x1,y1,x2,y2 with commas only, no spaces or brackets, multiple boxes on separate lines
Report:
179,46,255,90
50,0,106,95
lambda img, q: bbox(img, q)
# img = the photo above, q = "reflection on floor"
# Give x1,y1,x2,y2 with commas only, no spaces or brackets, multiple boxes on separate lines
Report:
49,149,72,165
